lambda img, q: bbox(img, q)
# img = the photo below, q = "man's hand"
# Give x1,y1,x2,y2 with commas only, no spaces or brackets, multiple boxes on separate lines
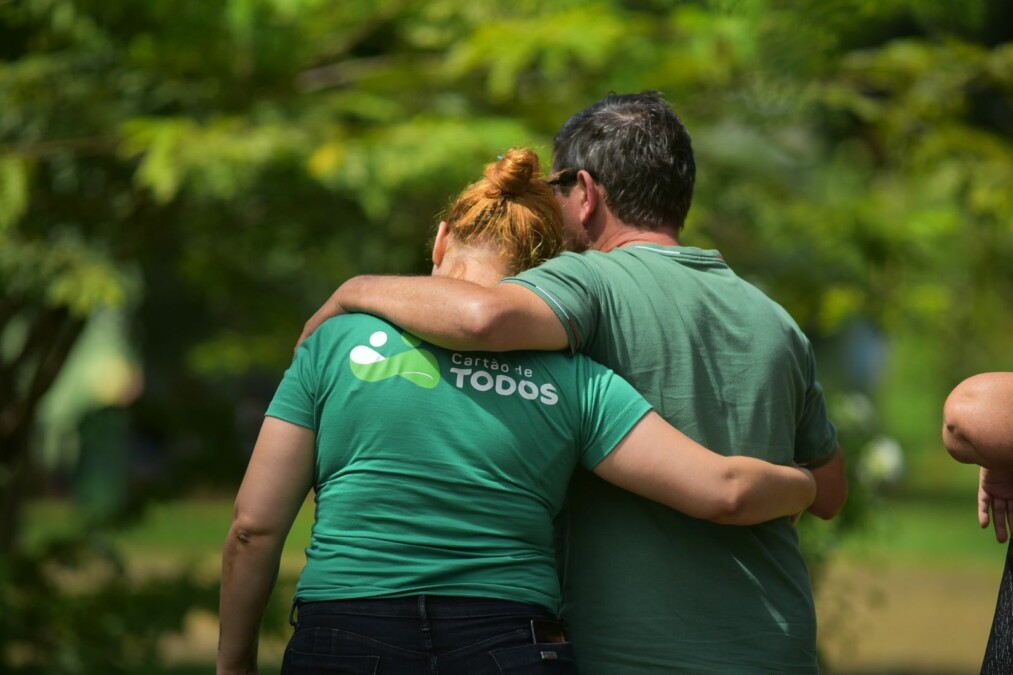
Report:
979,466,1013,543
297,289,347,351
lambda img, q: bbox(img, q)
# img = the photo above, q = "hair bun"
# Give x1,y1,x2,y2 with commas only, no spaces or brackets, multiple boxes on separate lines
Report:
485,148,541,197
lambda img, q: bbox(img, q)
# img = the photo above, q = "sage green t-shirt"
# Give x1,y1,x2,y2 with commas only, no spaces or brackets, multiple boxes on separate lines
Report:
266,313,651,614
505,245,838,673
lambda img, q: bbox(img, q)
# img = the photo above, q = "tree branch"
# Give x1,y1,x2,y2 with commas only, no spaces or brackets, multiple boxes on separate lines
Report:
0,136,120,160
296,55,398,92
0,309,85,467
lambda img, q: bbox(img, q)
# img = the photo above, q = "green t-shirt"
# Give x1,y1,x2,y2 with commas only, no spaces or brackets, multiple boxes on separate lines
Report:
505,245,838,673
266,313,651,614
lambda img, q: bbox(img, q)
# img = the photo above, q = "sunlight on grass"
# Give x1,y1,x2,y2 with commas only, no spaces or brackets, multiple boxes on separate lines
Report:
836,496,1007,570
22,498,316,574
22,494,1006,673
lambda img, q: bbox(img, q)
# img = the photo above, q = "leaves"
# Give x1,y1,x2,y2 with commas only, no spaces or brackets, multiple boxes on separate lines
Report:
1,2,1012,667
0,233,134,316
0,156,29,232
445,5,631,100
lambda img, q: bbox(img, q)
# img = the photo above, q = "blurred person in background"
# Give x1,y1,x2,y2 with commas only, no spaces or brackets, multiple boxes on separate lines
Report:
298,92,849,673
943,371,1013,673
217,149,817,675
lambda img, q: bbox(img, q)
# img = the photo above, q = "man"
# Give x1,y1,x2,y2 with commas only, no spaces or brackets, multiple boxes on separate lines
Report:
300,92,848,672
943,371,1013,672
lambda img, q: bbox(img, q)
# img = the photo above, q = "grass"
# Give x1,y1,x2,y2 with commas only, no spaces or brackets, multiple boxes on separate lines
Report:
835,493,1008,570
23,490,1008,580
19,488,1007,674
22,496,317,573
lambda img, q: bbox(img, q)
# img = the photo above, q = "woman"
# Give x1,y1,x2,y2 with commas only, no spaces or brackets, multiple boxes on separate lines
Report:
218,149,816,674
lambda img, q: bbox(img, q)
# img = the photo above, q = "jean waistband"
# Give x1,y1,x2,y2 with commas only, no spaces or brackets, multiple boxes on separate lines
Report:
293,595,553,622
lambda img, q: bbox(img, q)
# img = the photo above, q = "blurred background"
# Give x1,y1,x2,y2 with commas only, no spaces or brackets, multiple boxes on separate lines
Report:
2,0,1012,672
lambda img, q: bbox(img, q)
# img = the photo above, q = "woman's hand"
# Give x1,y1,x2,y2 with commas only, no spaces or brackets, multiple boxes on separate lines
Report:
980,466,1013,543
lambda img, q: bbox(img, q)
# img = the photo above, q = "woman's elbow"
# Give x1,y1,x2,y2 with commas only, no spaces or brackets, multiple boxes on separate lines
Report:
228,508,284,546
707,499,750,524
702,470,753,524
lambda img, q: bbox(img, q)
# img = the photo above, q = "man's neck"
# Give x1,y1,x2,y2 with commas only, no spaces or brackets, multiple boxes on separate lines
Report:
594,224,681,253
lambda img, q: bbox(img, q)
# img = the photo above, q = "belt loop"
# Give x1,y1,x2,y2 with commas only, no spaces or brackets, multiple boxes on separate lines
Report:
289,600,300,627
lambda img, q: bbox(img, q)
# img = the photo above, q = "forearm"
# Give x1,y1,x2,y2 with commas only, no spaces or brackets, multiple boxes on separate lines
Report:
594,412,816,524
712,458,817,525
218,525,286,673
325,275,566,352
794,445,849,520
332,275,502,350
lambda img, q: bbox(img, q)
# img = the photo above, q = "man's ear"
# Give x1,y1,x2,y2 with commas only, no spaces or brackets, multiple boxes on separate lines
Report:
432,221,450,269
575,170,599,227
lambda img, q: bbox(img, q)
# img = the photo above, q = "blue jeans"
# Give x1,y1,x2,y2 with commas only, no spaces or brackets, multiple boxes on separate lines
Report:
280,595,578,674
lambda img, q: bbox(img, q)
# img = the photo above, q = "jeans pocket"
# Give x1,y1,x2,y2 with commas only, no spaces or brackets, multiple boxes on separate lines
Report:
281,627,382,675
489,642,578,674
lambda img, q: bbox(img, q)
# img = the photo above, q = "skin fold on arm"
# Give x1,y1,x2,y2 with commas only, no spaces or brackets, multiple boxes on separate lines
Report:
218,418,315,675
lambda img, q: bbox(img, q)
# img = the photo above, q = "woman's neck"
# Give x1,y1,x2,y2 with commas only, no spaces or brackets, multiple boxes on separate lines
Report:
437,247,512,287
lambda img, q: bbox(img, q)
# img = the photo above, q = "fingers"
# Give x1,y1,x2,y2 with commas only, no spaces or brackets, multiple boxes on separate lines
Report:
994,497,1010,544
979,481,992,530
295,322,313,353
296,309,329,353
296,292,348,353
978,466,1012,543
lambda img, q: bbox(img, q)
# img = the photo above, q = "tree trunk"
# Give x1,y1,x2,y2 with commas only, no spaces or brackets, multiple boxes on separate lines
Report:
0,426,31,552
0,307,86,553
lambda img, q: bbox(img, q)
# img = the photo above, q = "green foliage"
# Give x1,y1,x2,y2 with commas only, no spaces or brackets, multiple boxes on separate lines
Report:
1,232,133,316
0,532,218,674
0,156,29,232
1,0,1012,669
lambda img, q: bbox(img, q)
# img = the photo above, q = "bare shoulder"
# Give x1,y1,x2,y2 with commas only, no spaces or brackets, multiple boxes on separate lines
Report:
946,372,1013,415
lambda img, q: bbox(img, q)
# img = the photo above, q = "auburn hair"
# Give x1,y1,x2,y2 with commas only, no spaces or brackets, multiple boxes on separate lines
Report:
443,148,565,275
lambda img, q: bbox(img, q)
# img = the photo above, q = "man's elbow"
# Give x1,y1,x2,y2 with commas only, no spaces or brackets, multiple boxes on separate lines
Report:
456,296,515,351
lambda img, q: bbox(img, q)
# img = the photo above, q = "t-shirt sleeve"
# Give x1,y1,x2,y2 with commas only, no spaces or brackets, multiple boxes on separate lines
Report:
265,331,320,431
574,358,653,470
501,253,603,356
794,346,839,468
